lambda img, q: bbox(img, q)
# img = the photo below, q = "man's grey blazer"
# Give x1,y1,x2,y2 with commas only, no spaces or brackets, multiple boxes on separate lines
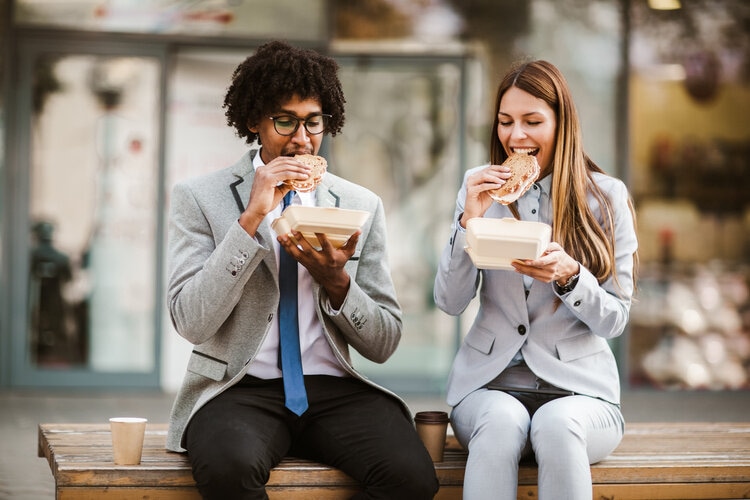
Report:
166,150,405,452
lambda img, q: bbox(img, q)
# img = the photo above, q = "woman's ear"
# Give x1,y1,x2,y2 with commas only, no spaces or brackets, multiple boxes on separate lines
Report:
247,120,258,133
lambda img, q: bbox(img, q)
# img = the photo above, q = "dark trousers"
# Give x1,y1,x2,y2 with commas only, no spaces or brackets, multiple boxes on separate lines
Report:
184,375,439,499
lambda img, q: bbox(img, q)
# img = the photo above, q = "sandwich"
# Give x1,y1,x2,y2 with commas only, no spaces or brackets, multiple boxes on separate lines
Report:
488,153,540,205
286,154,327,193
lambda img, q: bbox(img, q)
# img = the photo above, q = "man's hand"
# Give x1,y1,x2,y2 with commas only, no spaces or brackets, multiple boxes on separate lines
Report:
278,230,361,309
238,156,312,236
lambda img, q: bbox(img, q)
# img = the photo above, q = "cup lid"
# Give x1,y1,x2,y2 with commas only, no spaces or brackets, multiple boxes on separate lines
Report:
109,417,148,423
414,411,450,423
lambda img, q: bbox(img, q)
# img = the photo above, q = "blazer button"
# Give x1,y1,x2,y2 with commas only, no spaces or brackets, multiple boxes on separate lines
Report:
517,325,527,335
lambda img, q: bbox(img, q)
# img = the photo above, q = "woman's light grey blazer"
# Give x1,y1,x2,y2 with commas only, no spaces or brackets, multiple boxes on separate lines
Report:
434,169,638,409
166,150,405,452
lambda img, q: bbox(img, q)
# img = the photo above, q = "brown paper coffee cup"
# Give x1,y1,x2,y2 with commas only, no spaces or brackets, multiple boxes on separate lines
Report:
414,411,450,462
110,417,147,465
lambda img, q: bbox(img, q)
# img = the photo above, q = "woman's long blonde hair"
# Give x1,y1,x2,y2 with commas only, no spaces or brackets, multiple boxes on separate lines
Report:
489,60,637,287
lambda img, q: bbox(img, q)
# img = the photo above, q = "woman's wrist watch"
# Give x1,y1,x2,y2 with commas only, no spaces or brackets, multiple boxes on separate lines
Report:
555,272,579,294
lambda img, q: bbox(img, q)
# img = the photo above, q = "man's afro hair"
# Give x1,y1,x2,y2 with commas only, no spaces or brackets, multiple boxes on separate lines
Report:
223,40,346,145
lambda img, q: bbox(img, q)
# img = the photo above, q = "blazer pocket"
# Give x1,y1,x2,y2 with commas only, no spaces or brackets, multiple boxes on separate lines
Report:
556,333,607,362
465,326,495,355
187,351,228,381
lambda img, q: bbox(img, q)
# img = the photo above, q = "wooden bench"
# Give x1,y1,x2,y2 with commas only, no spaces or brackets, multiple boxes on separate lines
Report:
38,422,750,499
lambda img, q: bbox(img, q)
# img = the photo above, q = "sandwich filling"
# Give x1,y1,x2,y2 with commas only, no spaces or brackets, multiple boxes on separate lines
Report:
286,154,327,193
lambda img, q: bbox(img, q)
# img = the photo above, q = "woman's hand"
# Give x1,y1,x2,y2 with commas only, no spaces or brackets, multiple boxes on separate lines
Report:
511,242,580,285
459,164,512,228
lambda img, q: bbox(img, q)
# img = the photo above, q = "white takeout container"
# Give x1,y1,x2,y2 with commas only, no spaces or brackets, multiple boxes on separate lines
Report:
271,205,370,249
465,217,552,270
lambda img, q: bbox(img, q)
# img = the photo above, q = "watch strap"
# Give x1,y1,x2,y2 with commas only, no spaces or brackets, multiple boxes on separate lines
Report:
555,272,579,294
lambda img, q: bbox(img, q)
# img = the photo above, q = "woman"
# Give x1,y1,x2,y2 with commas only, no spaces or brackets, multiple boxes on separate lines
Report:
434,60,638,499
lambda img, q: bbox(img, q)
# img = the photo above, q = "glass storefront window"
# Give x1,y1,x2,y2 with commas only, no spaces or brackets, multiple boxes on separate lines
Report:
161,49,250,390
627,0,750,390
28,54,160,372
333,52,470,392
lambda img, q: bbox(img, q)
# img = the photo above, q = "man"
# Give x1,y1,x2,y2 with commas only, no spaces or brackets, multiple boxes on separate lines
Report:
165,40,438,499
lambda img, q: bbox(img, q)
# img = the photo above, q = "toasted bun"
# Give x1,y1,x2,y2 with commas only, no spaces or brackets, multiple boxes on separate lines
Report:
286,154,327,193
488,153,540,205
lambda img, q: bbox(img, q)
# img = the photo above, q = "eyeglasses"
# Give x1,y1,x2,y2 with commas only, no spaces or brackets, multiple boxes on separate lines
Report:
268,114,331,136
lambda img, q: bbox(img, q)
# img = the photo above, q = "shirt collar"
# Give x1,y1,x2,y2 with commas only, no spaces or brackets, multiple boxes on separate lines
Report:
252,148,264,170
536,173,552,196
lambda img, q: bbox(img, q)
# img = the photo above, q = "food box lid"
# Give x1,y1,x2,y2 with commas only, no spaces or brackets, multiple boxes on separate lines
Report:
465,217,551,269
271,206,369,249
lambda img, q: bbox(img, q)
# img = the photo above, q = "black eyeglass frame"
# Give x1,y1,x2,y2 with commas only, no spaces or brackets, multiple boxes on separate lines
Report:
268,114,332,136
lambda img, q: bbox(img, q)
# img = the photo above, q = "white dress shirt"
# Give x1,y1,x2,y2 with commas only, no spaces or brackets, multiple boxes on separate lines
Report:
246,150,347,379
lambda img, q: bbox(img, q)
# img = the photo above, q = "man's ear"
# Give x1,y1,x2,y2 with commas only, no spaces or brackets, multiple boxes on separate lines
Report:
247,120,258,133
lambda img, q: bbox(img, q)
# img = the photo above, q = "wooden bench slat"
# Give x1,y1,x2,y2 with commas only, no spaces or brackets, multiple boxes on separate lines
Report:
56,487,360,500
513,483,750,500
591,483,750,500
39,422,750,500
57,488,202,500
55,484,750,500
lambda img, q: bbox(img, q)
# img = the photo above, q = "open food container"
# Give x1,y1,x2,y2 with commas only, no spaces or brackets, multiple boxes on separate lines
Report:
465,217,552,270
271,205,370,249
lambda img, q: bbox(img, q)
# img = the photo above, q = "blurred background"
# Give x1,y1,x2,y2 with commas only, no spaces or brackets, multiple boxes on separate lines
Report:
1,0,749,398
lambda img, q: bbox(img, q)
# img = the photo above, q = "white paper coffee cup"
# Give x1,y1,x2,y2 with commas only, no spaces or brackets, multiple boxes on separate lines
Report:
109,417,147,465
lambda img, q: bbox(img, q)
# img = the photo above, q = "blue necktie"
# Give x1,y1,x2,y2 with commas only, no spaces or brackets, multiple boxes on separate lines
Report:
278,191,308,415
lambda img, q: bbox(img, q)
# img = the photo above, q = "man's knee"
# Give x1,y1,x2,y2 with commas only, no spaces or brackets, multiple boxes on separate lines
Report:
360,454,439,500
189,444,271,499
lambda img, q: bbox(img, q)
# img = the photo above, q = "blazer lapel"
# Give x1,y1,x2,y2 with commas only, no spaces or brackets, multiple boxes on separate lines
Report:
229,149,255,213
315,175,342,208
